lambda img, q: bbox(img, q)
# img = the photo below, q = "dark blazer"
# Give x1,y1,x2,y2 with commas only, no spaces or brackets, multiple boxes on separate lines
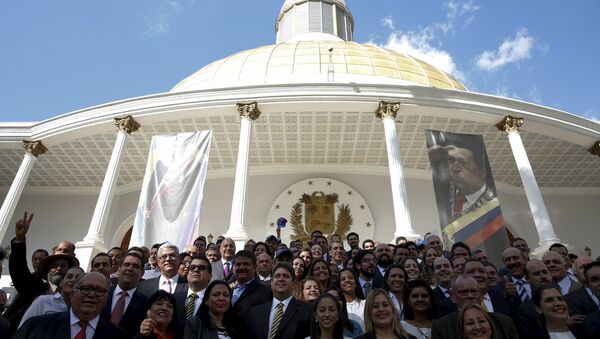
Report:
572,309,600,339
487,287,514,317
183,314,235,339
515,299,544,338
245,298,312,339
136,276,188,298
496,274,529,307
229,278,272,336
101,286,149,338
14,311,126,339
356,275,384,299
431,310,518,339
354,332,416,339
4,238,49,333
566,286,598,316
432,285,450,302
0,317,10,339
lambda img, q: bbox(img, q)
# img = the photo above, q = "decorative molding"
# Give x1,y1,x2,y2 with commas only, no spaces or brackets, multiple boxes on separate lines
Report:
236,101,261,120
22,140,47,157
589,141,600,157
114,115,141,134
496,115,524,134
375,101,400,120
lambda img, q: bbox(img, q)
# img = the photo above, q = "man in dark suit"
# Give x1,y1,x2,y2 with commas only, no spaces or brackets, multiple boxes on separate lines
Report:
498,247,531,307
543,250,581,295
246,263,312,339
515,259,553,338
4,212,79,333
174,255,212,320
567,261,600,337
230,250,272,331
463,259,512,316
433,256,454,302
137,242,188,297
353,250,382,299
432,275,518,339
101,252,147,338
15,272,126,339
374,243,394,282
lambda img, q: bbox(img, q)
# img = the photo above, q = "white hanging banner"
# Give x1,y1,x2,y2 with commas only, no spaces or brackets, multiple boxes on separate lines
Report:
130,130,212,249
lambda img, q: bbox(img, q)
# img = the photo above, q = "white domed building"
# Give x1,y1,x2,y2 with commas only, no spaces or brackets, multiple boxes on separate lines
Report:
0,0,599,272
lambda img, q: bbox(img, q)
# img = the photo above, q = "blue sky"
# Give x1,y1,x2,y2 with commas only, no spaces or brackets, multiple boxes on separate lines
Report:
1,0,599,123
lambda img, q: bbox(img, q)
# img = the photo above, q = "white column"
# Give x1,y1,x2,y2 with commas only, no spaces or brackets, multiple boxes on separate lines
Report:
76,116,140,270
497,116,560,251
376,101,421,240
0,141,47,243
225,102,261,246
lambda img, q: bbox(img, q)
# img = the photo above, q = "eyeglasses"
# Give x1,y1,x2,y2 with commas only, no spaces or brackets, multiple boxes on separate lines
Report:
159,254,178,261
455,288,479,296
76,286,108,297
589,276,600,283
189,265,209,272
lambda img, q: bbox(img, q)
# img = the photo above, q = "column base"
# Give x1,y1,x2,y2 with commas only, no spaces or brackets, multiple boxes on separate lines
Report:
74,240,108,271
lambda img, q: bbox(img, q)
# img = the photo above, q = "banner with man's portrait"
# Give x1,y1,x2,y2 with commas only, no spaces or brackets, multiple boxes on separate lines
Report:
425,130,509,265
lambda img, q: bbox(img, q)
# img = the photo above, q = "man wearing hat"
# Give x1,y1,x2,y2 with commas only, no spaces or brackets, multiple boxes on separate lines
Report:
3,212,79,333
274,248,293,264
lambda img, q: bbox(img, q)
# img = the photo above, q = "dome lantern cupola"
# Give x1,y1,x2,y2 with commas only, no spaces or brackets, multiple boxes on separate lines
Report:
276,0,354,43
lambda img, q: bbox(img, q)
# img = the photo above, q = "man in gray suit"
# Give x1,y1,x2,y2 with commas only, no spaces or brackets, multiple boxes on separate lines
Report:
432,275,518,339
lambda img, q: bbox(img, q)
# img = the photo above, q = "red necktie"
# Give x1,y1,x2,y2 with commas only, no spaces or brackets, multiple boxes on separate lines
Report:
74,320,88,339
111,290,127,325
454,191,465,213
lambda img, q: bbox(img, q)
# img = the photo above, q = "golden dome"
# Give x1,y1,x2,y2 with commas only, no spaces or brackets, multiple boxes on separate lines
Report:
171,40,467,93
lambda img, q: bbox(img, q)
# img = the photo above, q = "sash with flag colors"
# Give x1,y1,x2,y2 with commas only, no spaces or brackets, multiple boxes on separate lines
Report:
425,130,509,265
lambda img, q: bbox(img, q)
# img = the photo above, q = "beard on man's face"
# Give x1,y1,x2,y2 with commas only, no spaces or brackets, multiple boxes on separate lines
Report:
48,272,65,286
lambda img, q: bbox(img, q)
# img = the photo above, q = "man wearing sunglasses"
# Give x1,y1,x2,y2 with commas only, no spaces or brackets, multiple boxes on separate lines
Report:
14,272,125,339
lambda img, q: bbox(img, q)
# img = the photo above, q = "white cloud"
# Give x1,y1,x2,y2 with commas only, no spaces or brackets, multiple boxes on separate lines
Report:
144,14,171,38
368,1,479,82
476,28,534,71
382,16,395,31
583,110,600,123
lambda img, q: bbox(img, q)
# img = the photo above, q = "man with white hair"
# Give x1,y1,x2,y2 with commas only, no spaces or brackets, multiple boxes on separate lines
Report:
137,242,188,297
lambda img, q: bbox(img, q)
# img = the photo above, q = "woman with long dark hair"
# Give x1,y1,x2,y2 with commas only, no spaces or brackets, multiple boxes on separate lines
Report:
308,259,332,291
401,279,436,339
183,280,237,339
401,257,422,282
324,287,361,338
337,268,365,332
383,263,408,318
531,284,578,339
308,293,350,339
293,256,308,283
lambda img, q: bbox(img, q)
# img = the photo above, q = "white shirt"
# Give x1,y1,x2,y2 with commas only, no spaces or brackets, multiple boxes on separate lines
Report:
69,309,99,339
464,185,487,210
159,275,179,294
19,292,67,328
482,293,494,312
401,320,431,339
346,299,365,333
549,331,577,339
557,275,572,296
268,295,293,337
389,292,404,319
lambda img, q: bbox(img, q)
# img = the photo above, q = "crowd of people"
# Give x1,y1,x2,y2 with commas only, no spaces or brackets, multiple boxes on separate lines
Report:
0,212,599,339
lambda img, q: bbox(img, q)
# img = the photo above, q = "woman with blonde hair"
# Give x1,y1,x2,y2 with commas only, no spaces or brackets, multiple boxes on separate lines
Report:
356,288,414,339
294,277,321,302
457,303,495,339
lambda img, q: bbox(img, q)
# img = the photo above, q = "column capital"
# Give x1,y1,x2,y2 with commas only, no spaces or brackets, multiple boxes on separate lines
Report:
22,140,48,158
114,115,141,134
589,141,600,157
495,115,523,134
236,102,261,120
375,101,400,120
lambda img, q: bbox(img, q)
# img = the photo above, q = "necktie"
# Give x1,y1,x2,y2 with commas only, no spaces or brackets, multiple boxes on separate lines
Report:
224,262,230,277
480,300,489,312
270,302,284,339
186,292,197,319
74,320,88,339
232,285,242,305
444,289,450,298
515,280,530,302
111,290,127,325
454,191,465,213
163,279,172,294
363,281,372,297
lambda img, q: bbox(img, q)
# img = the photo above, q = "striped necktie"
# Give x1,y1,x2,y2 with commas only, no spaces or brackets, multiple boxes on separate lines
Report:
515,279,530,302
270,302,284,339
186,292,197,319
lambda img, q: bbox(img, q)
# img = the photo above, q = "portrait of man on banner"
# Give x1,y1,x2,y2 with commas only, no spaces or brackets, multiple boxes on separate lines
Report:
425,130,509,263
